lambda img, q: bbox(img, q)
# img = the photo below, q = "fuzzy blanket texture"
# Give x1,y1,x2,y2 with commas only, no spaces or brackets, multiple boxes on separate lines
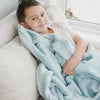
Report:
18,25,100,100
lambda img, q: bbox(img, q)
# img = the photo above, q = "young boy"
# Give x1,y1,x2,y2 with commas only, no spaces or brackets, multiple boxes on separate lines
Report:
17,0,87,75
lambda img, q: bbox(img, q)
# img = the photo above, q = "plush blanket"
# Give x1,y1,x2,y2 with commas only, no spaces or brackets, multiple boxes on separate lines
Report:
18,24,100,100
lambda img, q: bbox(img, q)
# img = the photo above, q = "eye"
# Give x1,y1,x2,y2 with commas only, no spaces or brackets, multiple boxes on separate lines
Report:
32,17,36,20
41,14,45,17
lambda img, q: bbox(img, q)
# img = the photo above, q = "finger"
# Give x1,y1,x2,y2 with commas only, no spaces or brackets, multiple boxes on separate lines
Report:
70,71,74,75
68,71,73,75
65,67,71,74
62,67,65,74
63,69,66,75
63,68,69,75
62,66,68,75
66,70,71,75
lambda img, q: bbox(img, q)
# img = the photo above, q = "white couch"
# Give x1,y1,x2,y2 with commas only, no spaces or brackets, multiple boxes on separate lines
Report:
0,10,41,100
0,1,100,100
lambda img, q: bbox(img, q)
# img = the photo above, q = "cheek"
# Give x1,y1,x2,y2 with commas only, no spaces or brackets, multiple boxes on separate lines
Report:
30,22,38,28
31,23,39,31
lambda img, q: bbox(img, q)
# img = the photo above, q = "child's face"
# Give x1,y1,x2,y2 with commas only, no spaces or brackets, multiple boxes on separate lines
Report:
20,5,49,34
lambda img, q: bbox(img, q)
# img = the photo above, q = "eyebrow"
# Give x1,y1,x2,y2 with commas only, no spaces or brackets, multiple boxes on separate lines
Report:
29,15,37,19
29,11,45,19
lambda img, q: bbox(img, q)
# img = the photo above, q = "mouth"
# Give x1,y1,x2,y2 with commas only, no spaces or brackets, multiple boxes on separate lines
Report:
39,23,46,27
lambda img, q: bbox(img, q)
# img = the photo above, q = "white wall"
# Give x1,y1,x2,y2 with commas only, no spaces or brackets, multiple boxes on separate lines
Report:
0,0,18,20
66,0,100,24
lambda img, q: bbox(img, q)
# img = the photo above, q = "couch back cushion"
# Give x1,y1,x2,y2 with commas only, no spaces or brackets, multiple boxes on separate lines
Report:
0,10,18,47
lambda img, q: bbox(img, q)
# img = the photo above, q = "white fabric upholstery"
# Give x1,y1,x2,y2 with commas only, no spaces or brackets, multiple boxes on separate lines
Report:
46,6,66,22
0,10,18,47
0,36,39,100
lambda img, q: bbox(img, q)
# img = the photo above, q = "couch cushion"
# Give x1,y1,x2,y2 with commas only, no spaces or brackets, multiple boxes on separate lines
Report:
0,36,39,100
0,10,18,47
46,6,66,22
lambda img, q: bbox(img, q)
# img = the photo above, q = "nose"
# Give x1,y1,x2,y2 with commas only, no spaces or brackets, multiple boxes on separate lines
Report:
38,17,44,23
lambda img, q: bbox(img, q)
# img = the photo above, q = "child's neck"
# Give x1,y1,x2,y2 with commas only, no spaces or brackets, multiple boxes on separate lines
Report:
42,28,53,34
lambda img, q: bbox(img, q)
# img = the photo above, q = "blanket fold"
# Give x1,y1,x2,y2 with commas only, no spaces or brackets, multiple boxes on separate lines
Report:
18,24,100,100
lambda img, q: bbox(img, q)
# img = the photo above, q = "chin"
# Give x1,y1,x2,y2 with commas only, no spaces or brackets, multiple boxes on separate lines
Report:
41,28,47,32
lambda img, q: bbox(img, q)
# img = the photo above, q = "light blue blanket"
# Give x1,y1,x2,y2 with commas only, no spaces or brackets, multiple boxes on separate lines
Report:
18,24,100,100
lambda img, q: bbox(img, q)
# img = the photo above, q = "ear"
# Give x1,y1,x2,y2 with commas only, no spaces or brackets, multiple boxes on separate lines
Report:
19,22,28,28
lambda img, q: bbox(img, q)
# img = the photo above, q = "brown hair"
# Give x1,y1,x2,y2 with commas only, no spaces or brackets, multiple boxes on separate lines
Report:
16,0,41,22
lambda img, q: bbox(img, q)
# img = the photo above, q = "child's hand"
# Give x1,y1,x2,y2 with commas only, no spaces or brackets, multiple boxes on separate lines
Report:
62,59,77,75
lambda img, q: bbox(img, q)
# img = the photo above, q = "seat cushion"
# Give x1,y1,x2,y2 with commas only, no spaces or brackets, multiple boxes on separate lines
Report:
0,36,39,100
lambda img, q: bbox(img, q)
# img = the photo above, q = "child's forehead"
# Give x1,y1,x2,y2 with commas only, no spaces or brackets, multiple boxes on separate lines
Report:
25,5,45,16
26,5,45,12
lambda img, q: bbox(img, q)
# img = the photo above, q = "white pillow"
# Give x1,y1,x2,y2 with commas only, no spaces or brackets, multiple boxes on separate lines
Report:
0,10,18,47
0,36,39,100
37,0,66,22
46,6,66,22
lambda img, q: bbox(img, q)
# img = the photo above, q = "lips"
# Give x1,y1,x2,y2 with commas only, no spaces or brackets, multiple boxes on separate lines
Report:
39,23,45,27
